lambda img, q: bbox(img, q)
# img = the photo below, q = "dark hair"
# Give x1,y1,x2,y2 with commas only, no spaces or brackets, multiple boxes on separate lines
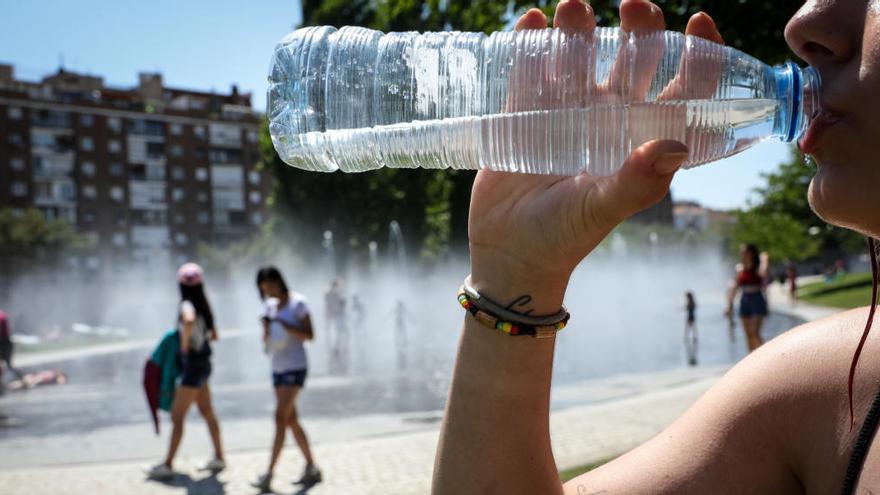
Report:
256,265,289,300
742,243,760,270
685,291,695,303
179,283,215,331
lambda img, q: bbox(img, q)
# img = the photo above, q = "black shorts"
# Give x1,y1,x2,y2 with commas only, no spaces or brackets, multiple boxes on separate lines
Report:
273,368,307,388
179,354,212,388
739,292,768,318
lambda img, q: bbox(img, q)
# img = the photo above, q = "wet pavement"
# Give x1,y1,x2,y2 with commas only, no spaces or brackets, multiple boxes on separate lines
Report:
0,249,805,467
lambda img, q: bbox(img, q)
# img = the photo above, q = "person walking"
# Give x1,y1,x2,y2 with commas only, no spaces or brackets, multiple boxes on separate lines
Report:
149,263,225,479
253,266,322,491
726,244,770,352
0,310,23,382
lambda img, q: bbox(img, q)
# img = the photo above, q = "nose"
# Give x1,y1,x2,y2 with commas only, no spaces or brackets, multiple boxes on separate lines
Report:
784,1,855,68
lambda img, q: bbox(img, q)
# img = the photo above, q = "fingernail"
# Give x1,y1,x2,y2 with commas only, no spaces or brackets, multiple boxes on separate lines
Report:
654,152,689,174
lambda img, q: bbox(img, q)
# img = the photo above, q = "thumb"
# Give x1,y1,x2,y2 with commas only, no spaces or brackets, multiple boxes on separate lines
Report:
590,139,689,227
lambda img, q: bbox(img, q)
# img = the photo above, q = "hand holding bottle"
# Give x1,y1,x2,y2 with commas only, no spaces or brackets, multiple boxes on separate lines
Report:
468,0,724,312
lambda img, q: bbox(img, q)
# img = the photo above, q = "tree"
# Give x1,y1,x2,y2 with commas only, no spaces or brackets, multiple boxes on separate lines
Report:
263,0,807,268
0,208,91,273
729,148,863,262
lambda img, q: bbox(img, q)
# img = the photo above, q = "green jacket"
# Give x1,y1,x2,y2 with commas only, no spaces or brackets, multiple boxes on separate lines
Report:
151,329,180,411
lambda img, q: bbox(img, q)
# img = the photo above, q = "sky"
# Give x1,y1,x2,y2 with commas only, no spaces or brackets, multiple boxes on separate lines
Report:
0,0,794,211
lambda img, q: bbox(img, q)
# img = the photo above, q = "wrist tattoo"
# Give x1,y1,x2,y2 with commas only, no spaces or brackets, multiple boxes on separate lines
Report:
505,294,535,315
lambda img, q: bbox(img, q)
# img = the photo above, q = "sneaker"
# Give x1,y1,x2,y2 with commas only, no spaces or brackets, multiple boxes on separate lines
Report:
251,473,272,492
294,464,322,485
203,458,226,472
148,462,174,480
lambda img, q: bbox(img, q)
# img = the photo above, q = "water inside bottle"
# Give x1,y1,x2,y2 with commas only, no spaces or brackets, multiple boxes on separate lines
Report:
274,98,781,176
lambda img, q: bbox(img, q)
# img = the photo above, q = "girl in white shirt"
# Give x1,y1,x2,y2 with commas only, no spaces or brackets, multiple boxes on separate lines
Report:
253,266,322,490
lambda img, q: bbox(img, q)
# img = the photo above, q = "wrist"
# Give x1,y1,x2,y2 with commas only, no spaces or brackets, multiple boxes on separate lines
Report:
469,248,571,315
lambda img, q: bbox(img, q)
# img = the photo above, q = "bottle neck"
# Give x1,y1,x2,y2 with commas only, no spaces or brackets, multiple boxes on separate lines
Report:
775,62,821,142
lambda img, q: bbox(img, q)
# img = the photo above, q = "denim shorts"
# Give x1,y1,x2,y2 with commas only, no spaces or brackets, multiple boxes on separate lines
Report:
179,354,212,388
273,368,307,388
739,292,768,318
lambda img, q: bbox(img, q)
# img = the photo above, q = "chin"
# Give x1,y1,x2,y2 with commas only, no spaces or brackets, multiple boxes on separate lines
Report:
809,166,880,238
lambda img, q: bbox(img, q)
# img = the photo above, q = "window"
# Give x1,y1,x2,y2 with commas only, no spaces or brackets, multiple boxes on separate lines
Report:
249,191,262,205
195,167,208,181
82,184,97,199
170,123,183,136
108,140,122,153
248,170,261,185
128,119,164,136
194,147,207,160
112,233,127,247
172,188,185,202
107,117,122,133
246,130,258,143
251,212,263,226
110,186,124,202
209,147,242,163
8,133,23,146
171,167,185,180
170,144,183,158
110,162,124,177
79,114,94,127
11,182,27,197
146,141,165,159
209,123,241,146
175,233,188,245
115,211,127,227
7,106,23,120
81,161,96,177
194,125,206,139
81,210,97,223
10,157,25,171
197,211,210,224
80,136,94,152
197,191,208,203
174,213,186,225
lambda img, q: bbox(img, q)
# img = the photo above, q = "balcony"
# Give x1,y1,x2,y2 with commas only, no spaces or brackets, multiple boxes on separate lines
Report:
32,153,75,178
128,119,165,137
209,123,242,148
31,110,72,129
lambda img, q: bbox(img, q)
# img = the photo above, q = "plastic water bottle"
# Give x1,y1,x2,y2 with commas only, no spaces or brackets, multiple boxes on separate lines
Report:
268,26,819,176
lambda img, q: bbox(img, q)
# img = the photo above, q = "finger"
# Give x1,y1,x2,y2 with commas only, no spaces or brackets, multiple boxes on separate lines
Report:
605,0,666,101
553,0,596,31
685,11,723,44
515,8,548,31
619,0,665,32
552,0,596,108
590,139,688,227
658,12,725,101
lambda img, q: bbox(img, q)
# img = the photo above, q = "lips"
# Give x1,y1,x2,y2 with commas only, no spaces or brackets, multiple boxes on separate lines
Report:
798,110,843,155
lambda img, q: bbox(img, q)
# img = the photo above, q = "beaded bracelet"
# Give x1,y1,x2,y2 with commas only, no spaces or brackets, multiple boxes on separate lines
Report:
457,287,569,338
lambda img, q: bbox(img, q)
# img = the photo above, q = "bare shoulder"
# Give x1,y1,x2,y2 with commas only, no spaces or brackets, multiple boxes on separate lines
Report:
563,308,874,494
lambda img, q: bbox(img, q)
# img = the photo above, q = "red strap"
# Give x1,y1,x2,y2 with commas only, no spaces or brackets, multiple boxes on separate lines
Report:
848,237,879,430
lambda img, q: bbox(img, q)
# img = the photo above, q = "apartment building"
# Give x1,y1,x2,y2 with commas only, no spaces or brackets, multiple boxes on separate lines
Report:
0,64,270,267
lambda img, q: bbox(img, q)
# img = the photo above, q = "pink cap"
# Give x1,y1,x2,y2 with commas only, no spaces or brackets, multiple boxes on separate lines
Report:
177,262,204,286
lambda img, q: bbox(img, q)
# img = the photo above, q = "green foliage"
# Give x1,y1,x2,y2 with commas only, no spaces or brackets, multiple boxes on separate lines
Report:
196,215,310,280
0,208,91,270
798,272,873,309
729,147,863,261
264,0,808,267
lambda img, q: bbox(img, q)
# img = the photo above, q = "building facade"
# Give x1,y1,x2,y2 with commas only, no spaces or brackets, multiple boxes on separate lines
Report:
0,64,270,267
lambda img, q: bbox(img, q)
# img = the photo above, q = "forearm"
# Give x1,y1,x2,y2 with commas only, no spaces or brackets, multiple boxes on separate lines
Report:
433,264,567,495
179,325,191,354
281,322,312,341
433,317,561,495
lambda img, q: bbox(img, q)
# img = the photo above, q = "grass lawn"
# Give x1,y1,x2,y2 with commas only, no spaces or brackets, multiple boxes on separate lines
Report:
559,456,617,482
798,272,874,309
